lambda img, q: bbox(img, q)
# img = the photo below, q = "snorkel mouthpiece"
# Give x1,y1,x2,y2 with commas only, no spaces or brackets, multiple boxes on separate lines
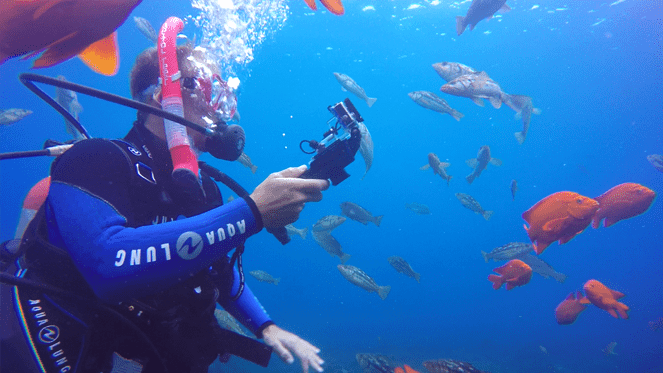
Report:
158,16,201,196
206,124,245,161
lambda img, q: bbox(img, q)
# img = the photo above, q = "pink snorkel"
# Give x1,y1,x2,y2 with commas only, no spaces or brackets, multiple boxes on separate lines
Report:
158,17,200,192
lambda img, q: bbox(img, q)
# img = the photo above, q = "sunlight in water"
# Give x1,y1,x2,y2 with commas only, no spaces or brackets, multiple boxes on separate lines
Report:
189,0,289,76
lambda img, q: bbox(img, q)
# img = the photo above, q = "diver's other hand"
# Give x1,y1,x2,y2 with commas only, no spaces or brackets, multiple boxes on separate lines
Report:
250,165,330,228
262,324,324,373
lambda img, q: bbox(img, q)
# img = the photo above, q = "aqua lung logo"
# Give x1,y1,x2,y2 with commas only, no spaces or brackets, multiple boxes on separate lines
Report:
127,145,142,156
38,325,60,344
176,231,204,260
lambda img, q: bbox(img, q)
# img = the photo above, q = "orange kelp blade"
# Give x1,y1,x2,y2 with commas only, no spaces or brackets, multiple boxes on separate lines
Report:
77,32,120,76
320,0,344,15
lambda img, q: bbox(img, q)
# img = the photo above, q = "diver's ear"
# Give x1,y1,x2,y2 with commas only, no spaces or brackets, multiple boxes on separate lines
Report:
152,85,162,103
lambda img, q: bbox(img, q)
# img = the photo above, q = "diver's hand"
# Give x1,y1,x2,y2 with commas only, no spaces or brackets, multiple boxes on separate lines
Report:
250,165,330,228
262,324,324,373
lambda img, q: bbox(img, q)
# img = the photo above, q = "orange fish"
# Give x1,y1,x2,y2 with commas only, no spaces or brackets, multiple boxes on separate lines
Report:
555,291,591,325
394,365,420,373
488,259,532,290
522,191,599,255
591,183,656,228
0,0,142,76
303,0,345,15
583,279,629,319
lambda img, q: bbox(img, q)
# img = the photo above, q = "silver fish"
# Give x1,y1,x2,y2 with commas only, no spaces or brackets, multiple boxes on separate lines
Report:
55,76,85,140
421,152,452,185
333,72,377,107
516,253,567,283
432,62,478,82
214,309,250,337
456,0,511,36
285,224,308,240
388,256,421,283
423,359,486,373
481,242,533,262
465,145,502,184
312,230,351,263
358,122,373,180
510,179,518,200
455,193,493,221
647,154,663,173
249,270,280,285
340,201,383,227
356,353,394,373
0,108,32,126
405,202,431,215
337,265,391,300
408,91,464,121
133,16,158,44
441,71,507,109
237,152,258,174
312,215,346,233
506,94,534,144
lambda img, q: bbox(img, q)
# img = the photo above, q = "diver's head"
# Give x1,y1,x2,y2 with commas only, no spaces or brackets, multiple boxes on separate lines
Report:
129,44,244,160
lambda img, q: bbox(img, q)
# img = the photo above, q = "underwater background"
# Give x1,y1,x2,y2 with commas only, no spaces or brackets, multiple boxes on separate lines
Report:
1,1,661,372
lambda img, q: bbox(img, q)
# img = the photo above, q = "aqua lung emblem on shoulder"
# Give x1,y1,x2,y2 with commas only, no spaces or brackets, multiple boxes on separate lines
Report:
38,325,60,344
127,145,142,156
176,232,204,260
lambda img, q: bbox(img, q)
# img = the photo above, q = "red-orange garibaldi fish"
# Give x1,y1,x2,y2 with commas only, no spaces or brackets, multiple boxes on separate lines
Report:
395,365,421,373
522,191,599,255
303,0,345,15
555,291,591,325
0,0,143,76
583,279,629,319
592,182,656,228
488,259,532,290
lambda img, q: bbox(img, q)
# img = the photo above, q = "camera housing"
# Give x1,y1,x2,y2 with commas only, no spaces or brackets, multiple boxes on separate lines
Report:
300,98,363,185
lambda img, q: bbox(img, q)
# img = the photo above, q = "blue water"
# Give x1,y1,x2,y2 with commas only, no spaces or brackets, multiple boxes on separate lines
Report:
1,1,662,372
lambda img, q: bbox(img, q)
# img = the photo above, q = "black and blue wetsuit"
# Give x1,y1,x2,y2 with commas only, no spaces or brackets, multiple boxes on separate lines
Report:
8,124,273,373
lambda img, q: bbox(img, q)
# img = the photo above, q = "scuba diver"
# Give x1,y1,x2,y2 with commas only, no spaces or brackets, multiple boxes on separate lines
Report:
0,37,330,373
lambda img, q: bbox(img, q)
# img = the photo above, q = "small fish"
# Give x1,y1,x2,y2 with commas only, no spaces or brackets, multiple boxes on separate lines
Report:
555,291,591,325
312,215,346,232
55,76,85,140
488,259,532,290
0,108,33,126
517,253,567,283
356,353,394,373
285,224,308,240
583,279,629,319
522,191,600,255
441,72,505,109
388,256,421,283
421,152,452,185
456,0,511,36
226,195,235,203
465,145,502,184
508,95,534,144
591,183,656,228
333,72,377,107
423,360,484,373
237,152,258,174
539,345,548,354
510,179,518,200
603,341,618,355
0,0,143,76
337,264,391,300
648,317,663,331
312,230,351,263
394,365,420,373
340,201,383,226
405,202,431,215
408,91,464,121
455,193,493,221
432,62,478,82
214,309,250,337
133,16,157,44
358,122,374,179
481,242,533,263
249,270,280,285
647,154,663,173
303,0,345,15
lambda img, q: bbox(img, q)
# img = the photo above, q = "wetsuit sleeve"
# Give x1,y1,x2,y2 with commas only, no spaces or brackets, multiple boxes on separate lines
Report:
218,264,273,338
46,139,263,302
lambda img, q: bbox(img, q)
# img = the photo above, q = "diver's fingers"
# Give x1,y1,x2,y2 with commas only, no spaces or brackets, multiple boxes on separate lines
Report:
272,341,295,364
274,165,308,179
